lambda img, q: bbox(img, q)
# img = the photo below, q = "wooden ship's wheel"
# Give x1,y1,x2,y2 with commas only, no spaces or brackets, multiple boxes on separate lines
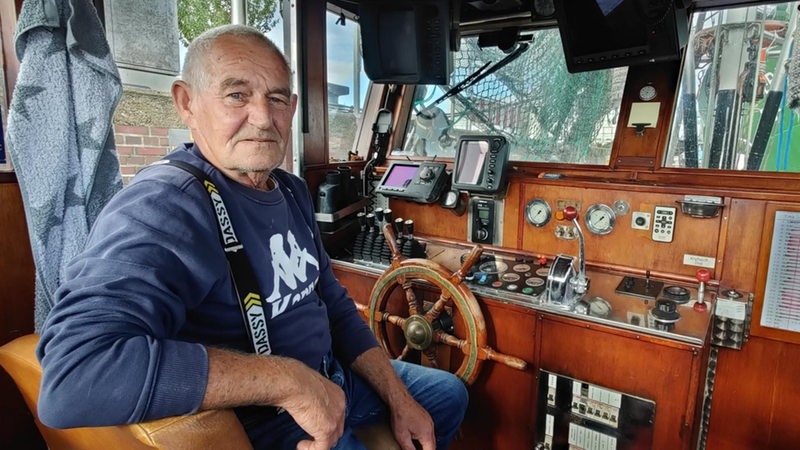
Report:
357,224,527,385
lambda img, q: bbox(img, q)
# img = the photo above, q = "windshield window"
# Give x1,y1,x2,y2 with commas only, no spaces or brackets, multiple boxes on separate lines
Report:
665,1,800,171
395,30,627,165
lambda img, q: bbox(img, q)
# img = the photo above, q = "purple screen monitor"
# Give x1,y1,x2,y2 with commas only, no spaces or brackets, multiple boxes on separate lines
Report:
383,164,418,188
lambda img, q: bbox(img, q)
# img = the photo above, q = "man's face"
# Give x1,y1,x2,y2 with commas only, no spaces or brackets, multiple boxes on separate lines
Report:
179,35,297,178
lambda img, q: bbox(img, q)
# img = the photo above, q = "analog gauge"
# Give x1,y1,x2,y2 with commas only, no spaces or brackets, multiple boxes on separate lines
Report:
613,199,630,215
526,277,545,287
501,273,521,283
585,203,616,235
587,297,613,318
639,84,657,101
479,260,508,274
513,263,531,273
525,199,552,227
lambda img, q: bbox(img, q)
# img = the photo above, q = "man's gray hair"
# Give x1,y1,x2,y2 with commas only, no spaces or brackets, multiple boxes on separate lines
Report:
181,24,291,91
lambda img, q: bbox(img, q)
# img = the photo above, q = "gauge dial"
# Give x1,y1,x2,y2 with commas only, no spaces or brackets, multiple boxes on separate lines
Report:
639,84,657,101
587,297,612,318
585,203,616,235
525,198,552,227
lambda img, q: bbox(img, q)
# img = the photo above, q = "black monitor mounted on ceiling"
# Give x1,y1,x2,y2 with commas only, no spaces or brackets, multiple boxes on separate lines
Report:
359,0,456,84
553,0,689,73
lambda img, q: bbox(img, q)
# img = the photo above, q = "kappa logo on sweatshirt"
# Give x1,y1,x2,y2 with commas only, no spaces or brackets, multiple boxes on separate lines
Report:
265,230,320,318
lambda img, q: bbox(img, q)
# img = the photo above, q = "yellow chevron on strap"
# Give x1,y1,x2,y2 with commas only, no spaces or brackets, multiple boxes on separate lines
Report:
244,293,262,310
204,180,218,194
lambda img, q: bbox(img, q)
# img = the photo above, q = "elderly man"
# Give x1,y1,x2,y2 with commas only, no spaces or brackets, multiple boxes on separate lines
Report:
36,24,468,450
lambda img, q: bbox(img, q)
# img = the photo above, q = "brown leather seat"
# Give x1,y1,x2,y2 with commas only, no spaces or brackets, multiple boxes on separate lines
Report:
0,334,400,450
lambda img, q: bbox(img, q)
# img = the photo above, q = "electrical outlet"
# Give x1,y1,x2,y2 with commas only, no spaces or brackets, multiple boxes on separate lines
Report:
631,211,651,230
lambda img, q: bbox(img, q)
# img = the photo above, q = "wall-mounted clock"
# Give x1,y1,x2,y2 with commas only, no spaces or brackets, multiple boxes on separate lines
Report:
639,84,657,101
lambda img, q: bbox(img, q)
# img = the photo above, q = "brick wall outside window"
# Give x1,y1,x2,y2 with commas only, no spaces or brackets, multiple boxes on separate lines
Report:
114,125,175,185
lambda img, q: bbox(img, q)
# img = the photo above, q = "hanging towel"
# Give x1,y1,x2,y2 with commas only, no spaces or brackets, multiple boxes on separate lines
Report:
6,0,123,330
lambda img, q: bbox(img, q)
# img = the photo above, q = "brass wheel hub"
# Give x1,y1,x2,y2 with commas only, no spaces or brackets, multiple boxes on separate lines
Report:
403,315,433,350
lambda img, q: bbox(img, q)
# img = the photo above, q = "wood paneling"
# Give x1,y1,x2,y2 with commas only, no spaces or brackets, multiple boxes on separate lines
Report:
719,198,765,292
389,198,469,242
300,0,328,166
0,182,35,343
707,337,800,450
0,181,43,449
454,298,537,450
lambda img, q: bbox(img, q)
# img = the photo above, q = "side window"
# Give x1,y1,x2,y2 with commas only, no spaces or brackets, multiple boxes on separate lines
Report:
396,30,627,165
665,2,800,171
326,9,369,163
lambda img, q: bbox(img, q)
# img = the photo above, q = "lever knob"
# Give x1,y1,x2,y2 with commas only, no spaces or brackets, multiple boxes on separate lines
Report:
563,206,578,221
394,217,404,234
696,269,711,283
694,268,710,313
404,219,414,236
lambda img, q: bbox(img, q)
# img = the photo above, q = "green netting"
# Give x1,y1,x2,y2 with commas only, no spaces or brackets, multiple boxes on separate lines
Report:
400,30,627,165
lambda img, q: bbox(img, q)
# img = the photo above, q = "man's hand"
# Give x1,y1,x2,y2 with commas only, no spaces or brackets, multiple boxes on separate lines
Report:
387,392,436,450
350,347,436,450
283,362,346,450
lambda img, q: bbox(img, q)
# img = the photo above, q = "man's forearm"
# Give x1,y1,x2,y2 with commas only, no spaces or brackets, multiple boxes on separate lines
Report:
350,347,415,406
201,347,303,409
202,347,347,448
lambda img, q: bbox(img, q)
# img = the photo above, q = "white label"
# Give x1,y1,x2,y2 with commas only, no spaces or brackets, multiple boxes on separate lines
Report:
716,298,747,320
628,102,660,128
546,414,554,436
683,254,716,268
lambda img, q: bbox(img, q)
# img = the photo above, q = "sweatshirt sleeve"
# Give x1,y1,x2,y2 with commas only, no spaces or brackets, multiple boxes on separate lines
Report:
284,173,379,365
36,170,226,428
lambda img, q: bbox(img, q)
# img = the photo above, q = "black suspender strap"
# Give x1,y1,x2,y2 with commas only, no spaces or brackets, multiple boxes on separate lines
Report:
154,159,272,355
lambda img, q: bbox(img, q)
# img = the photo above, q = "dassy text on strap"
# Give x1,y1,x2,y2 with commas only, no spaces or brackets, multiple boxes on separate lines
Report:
204,179,244,253
150,159,272,356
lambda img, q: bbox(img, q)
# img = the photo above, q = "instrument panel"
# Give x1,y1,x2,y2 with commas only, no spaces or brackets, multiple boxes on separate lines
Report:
456,248,716,345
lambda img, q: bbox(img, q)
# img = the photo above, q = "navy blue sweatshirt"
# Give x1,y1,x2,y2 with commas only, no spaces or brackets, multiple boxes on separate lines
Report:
36,144,378,428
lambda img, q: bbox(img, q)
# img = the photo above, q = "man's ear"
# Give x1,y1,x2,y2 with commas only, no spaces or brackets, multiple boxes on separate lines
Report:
172,80,194,126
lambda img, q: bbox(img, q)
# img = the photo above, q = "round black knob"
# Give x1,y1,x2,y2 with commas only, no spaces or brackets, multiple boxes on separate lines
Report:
419,167,434,181
635,216,646,226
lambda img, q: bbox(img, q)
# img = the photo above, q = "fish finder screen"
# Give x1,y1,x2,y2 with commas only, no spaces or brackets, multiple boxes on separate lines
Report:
454,140,489,185
383,164,418,187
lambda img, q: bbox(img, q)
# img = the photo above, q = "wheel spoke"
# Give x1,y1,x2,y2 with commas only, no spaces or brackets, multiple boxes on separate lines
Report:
396,344,412,361
433,330,527,371
422,346,439,368
424,291,452,323
433,330,468,352
401,280,422,316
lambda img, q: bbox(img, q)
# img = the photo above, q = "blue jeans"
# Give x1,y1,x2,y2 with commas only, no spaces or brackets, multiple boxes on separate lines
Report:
245,356,469,450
